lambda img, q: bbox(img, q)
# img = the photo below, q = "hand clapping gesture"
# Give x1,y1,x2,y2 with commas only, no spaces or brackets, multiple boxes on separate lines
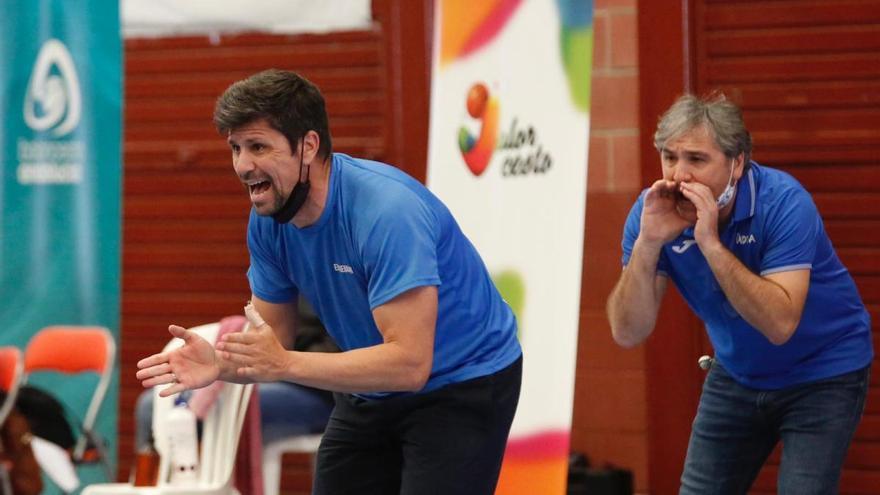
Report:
135,324,220,397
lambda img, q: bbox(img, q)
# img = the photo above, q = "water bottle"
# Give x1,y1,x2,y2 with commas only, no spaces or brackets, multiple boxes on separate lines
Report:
166,395,199,485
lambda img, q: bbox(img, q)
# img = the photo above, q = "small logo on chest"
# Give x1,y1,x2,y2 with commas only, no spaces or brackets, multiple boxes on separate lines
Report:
672,239,697,254
333,263,354,274
736,233,756,245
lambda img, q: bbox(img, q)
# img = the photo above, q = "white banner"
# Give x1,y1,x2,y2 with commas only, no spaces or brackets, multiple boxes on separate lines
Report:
427,0,592,492
121,0,371,38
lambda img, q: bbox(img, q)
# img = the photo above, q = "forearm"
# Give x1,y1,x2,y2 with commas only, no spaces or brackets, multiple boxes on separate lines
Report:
607,238,664,347
280,342,432,393
701,244,801,344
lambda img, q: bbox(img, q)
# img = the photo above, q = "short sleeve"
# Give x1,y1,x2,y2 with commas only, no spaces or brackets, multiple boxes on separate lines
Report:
621,193,643,266
759,188,819,276
246,209,298,303
360,192,441,309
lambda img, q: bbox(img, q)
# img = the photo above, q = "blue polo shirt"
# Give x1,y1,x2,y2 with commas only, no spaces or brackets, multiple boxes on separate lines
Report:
622,162,872,389
247,153,522,399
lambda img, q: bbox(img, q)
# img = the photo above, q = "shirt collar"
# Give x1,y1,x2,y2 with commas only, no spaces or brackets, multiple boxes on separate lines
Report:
731,162,758,223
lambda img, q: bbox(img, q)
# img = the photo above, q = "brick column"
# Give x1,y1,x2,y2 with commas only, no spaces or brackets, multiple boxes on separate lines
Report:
571,0,649,492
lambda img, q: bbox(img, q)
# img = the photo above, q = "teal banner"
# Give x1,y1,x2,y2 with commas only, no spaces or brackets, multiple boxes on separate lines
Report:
0,0,122,491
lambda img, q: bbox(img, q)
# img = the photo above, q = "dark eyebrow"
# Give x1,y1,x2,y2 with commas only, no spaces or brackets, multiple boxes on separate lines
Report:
683,151,711,160
227,136,264,146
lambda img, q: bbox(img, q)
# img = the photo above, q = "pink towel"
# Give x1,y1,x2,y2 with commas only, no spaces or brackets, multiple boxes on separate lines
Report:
188,315,264,495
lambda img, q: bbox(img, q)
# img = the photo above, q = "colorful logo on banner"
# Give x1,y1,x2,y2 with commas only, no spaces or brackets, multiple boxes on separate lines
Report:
448,0,591,178
458,83,499,176
457,83,553,178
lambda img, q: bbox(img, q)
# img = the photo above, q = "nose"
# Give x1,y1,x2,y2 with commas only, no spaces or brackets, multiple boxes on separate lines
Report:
671,163,693,184
233,149,255,177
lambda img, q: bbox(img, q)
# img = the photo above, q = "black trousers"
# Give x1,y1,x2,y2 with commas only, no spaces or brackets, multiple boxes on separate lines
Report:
313,356,523,495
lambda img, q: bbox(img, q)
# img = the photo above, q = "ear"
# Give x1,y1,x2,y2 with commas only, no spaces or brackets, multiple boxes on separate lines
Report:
732,153,746,181
302,130,321,164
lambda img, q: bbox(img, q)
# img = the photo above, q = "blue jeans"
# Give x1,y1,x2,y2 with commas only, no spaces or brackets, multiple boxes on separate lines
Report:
680,363,870,495
135,381,334,451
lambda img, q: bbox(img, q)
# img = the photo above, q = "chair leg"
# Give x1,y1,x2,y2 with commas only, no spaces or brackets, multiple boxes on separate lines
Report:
262,448,282,495
78,430,114,481
0,465,13,495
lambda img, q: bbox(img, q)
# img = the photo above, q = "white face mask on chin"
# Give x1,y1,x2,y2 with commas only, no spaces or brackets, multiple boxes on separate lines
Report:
716,159,736,209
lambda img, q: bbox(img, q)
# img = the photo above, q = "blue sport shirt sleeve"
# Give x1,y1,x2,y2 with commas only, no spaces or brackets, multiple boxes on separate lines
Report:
246,210,298,303
759,188,819,276
621,191,670,274
360,192,442,309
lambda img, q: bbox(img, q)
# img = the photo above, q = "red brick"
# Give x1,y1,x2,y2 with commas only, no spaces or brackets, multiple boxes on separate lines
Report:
572,369,647,431
577,310,646,371
580,247,624,310
592,12,609,70
588,135,611,192
580,191,638,308
595,0,636,8
610,11,639,68
591,74,640,129
610,133,642,190
569,430,649,492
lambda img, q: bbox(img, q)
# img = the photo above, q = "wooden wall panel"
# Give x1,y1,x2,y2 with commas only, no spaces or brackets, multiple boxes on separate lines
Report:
639,0,880,492
637,1,701,491
692,1,880,493
703,0,880,28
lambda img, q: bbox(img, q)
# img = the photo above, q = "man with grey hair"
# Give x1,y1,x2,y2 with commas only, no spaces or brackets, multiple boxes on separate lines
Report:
607,93,872,494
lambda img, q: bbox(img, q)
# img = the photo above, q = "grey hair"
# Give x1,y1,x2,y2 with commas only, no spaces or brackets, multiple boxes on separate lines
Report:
654,93,752,168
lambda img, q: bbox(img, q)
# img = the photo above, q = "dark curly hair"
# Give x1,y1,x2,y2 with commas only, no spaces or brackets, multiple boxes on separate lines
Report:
213,69,332,159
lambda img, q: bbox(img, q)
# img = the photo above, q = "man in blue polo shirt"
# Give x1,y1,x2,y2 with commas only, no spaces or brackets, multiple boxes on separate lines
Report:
136,69,522,494
607,93,872,494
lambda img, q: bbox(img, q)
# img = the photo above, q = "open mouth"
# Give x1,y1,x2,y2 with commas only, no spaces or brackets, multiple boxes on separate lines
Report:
248,180,271,196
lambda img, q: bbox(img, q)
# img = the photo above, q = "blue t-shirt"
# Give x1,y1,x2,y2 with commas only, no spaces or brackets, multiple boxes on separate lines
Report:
247,153,522,399
622,162,873,389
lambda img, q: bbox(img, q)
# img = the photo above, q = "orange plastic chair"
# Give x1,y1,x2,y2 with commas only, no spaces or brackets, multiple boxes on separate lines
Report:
0,346,23,422
0,346,24,493
23,326,115,479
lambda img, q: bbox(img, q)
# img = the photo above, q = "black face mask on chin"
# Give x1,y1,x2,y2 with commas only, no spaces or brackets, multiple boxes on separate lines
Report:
272,141,311,225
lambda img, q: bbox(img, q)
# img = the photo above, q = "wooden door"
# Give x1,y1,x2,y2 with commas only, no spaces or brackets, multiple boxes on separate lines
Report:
641,0,880,493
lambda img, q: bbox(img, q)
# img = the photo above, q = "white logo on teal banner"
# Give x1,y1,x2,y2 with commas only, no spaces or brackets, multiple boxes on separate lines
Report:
17,38,85,185
24,38,81,136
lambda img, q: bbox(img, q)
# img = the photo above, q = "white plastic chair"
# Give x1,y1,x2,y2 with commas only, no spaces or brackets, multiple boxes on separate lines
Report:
83,323,253,495
152,323,219,486
262,433,323,495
